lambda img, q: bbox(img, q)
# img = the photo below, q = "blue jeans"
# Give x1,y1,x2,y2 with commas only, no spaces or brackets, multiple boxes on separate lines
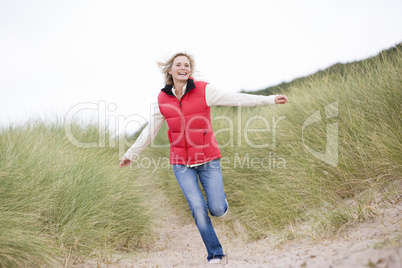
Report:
172,159,227,261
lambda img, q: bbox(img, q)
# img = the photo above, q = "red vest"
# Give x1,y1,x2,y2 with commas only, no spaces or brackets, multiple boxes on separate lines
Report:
158,79,221,165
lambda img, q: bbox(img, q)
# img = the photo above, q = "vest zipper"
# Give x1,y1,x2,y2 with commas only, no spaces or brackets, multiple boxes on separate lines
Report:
179,99,188,163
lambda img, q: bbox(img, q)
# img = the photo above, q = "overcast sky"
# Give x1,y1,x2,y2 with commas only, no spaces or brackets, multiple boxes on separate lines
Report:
1,0,401,134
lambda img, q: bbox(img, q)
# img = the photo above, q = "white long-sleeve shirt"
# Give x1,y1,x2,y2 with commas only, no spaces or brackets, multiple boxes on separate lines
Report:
124,83,278,161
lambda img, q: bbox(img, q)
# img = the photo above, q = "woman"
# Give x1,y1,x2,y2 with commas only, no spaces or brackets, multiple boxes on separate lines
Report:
120,52,288,263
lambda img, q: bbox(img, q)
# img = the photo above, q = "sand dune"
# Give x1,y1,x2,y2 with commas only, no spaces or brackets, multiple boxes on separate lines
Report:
104,202,401,268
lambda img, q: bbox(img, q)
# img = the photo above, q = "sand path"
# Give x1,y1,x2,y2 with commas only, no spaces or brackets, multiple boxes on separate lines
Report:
105,201,401,268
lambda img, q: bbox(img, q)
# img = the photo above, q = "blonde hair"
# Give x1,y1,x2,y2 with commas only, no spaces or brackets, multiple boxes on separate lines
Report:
158,52,195,85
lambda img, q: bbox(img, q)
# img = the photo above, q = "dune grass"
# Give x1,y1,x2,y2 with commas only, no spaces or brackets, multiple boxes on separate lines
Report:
0,122,151,267
1,44,401,266
134,44,402,239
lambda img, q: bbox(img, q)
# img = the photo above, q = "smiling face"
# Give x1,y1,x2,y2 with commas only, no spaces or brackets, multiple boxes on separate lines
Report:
168,55,192,83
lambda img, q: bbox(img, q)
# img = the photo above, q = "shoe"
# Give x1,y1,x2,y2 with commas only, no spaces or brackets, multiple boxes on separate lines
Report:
208,258,221,264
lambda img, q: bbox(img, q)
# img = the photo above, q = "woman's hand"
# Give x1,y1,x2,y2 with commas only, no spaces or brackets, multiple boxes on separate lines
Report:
120,155,132,168
275,95,288,104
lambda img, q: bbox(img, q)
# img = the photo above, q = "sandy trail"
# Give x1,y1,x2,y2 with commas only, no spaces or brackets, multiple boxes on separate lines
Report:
104,201,401,268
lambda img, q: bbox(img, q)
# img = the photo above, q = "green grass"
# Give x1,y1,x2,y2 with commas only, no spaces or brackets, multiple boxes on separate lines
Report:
136,44,402,238
0,121,151,267
1,44,401,266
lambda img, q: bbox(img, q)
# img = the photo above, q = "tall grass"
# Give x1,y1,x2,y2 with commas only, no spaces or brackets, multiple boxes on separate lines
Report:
1,44,401,266
0,121,151,267
135,44,402,239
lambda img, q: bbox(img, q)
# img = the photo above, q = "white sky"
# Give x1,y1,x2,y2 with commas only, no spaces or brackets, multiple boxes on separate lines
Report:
1,0,402,135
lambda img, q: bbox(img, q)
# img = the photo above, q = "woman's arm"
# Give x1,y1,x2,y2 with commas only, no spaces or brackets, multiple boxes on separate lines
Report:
120,104,165,167
205,84,288,107
274,95,288,104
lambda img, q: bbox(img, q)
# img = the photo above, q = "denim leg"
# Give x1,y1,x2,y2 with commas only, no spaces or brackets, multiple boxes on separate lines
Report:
196,159,228,217
173,163,225,260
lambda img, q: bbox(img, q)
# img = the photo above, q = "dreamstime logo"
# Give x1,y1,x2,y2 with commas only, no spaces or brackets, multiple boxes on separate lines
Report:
302,101,338,167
